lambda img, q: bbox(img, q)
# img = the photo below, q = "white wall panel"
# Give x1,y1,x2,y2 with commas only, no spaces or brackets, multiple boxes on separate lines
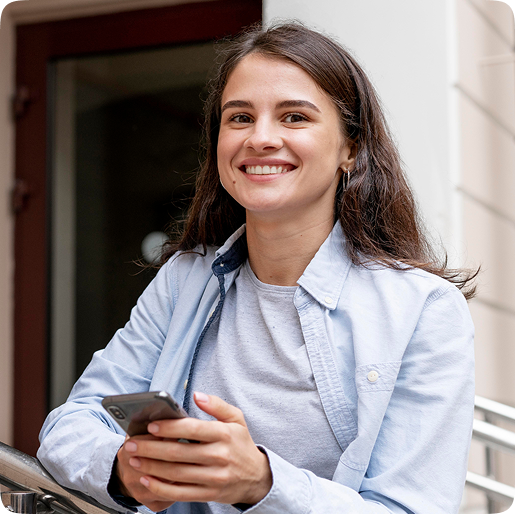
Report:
457,0,515,135
460,93,515,223
464,195,515,315
468,0,515,45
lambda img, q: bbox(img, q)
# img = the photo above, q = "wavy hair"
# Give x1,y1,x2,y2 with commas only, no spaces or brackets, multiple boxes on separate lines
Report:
161,22,477,298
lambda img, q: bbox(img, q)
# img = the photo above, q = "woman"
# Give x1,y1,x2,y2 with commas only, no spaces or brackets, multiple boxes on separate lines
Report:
38,23,476,514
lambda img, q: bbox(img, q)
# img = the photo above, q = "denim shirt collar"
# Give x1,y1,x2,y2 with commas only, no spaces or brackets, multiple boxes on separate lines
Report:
212,222,351,310
297,222,351,310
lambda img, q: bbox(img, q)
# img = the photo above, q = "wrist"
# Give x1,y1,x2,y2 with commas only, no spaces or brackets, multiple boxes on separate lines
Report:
108,456,141,509
243,448,273,505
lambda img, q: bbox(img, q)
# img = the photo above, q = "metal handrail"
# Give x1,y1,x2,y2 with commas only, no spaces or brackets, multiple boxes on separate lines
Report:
466,471,515,504
474,396,515,425
0,441,119,514
465,396,515,510
473,418,515,455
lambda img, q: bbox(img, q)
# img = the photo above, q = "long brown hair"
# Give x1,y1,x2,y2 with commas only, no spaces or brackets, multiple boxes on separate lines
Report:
162,22,477,298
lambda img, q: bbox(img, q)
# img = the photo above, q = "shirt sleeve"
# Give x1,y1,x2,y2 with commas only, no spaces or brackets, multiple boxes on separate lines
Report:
37,259,176,513
246,287,475,514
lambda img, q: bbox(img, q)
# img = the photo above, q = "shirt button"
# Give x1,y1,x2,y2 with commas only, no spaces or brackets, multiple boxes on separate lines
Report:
184,379,188,390
367,370,379,383
325,296,333,304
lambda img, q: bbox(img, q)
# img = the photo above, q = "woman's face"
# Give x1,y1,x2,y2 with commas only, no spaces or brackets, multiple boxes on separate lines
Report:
217,53,354,224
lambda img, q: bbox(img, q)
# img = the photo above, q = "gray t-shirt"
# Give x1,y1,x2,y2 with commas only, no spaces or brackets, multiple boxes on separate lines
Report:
188,261,342,513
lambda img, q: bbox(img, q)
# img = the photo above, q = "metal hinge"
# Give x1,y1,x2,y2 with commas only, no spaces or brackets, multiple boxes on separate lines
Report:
12,178,31,214
13,85,38,119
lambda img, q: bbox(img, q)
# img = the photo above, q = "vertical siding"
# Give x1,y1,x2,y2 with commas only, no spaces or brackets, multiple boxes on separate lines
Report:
456,0,515,500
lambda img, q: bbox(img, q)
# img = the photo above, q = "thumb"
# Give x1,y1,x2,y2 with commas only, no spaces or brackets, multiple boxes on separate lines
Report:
194,391,247,427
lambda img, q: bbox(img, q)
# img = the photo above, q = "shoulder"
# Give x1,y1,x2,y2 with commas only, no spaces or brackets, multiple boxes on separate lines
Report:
341,263,472,359
347,261,463,310
161,245,219,294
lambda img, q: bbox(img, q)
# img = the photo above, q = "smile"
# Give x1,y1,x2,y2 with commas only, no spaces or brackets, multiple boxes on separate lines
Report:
243,165,295,175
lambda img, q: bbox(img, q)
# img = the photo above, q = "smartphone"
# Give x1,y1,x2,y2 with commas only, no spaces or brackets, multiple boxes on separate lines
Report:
102,391,189,436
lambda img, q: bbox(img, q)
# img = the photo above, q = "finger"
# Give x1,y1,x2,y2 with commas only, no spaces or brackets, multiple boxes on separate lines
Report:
116,445,174,506
140,475,215,503
146,417,229,443
130,458,220,486
125,439,211,464
194,392,247,427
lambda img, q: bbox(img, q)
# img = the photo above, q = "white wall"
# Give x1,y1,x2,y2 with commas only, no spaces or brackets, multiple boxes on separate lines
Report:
264,0,457,252
0,7,15,446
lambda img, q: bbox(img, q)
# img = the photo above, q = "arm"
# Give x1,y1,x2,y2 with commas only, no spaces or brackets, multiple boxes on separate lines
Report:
37,260,176,512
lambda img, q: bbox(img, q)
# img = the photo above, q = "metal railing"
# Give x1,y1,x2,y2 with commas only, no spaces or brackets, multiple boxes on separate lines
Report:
466,396,515,511
0,441,119,514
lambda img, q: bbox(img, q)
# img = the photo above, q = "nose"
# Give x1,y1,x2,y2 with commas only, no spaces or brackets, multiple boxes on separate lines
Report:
243,117,283,152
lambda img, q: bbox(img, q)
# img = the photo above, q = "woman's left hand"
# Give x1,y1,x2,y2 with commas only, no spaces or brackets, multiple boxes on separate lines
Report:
124,392,273,506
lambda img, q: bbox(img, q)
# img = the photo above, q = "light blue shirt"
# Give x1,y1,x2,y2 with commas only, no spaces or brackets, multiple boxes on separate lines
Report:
38,222,475,514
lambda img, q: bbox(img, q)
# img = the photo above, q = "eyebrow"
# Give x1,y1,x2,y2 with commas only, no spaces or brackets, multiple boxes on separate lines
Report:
221,99,321,113
277,100,321,113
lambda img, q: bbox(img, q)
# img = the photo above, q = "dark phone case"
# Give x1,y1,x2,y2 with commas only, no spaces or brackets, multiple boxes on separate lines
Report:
102,391,188,436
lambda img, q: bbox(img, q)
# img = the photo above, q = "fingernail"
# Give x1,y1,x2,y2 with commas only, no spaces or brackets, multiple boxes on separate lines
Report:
125,442,137,452
140,477,150,488
194,391,209,403
147,423,159,434
129,457,141,468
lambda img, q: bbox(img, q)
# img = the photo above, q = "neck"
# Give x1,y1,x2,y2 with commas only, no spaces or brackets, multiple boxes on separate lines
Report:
245,213,335,286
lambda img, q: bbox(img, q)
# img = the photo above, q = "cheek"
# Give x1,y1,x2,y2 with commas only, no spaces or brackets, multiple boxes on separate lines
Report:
217,130,236,170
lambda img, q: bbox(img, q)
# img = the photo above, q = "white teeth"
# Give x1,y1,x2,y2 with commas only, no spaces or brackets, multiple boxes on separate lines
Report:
245,165,289,175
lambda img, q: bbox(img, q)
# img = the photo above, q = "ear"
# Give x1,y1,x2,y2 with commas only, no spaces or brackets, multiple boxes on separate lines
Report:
339,141,357,171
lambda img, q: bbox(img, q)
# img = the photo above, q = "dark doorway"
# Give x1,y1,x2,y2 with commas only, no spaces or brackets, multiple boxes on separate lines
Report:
14,0,262,456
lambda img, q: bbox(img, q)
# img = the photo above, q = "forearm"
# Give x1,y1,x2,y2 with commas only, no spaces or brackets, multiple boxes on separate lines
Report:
38,408,126,512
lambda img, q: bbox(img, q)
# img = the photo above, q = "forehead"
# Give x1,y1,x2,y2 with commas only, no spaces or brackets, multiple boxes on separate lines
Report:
221,53,334,108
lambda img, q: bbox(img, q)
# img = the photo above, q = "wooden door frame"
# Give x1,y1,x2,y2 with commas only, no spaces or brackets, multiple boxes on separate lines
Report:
14,0,261,456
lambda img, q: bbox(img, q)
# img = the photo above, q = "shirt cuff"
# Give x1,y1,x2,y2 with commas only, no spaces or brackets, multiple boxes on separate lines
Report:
106,448,141,512
243,446,310,514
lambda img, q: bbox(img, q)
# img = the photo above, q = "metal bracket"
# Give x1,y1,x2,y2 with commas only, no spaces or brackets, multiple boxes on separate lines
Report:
11,178,31,214
13,85,39,120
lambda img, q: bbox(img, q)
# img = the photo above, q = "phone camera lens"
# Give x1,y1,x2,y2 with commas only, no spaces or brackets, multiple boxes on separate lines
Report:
108,406,125,420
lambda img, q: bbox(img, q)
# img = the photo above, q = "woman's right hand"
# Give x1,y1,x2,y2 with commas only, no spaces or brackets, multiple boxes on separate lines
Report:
115,435,176,512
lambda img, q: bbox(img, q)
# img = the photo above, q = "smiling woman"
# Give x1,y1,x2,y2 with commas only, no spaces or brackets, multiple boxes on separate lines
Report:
38,23,477,514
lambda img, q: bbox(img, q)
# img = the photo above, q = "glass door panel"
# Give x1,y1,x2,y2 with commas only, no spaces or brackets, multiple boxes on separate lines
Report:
50,42,217,408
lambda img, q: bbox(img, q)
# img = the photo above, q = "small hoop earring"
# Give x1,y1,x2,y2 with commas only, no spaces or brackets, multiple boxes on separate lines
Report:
343,167,351,190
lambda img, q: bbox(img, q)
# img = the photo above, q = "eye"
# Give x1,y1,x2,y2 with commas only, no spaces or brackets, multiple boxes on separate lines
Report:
228,113,253,124
283,112,308,123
